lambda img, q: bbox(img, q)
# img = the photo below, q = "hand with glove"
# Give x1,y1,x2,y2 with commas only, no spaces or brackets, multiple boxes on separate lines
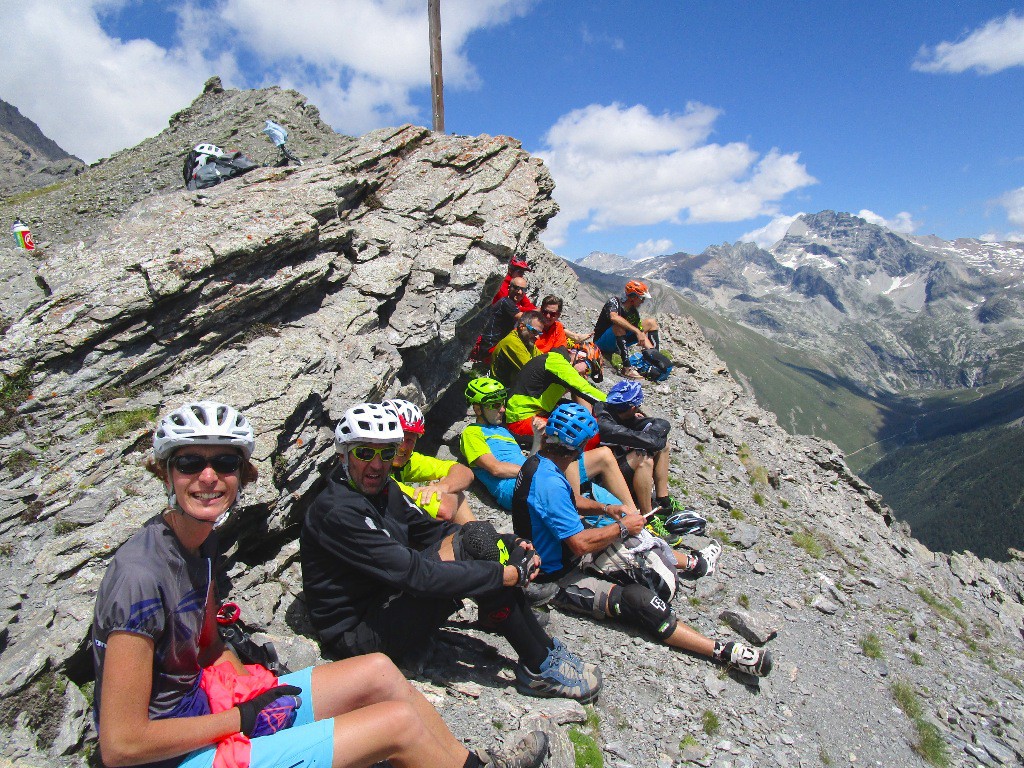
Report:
236,684,302,737
497,534,541,587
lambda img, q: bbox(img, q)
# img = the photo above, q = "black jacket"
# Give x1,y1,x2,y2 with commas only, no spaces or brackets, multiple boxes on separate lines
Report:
301,466,504,645
594,403,671,455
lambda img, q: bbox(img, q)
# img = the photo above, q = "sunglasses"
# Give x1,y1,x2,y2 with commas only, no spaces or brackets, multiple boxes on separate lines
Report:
542,309,561,318
350,445,399,462
171,453,243,475
510,285,527,293
481,398,507,408
522,324,543,336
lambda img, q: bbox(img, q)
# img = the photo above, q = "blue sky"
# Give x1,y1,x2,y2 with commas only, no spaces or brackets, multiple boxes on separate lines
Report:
2,1,1023,259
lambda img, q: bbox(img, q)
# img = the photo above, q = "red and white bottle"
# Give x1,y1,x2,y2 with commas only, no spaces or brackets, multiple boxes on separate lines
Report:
11,219,34,250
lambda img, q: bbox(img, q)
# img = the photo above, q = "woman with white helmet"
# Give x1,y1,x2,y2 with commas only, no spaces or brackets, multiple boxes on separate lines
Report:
92,401,547,768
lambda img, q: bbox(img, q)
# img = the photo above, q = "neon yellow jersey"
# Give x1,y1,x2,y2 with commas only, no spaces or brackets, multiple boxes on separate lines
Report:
392,452,457,484
396,480,443,518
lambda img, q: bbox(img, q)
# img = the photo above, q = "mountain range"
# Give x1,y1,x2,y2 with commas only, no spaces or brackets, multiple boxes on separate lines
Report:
572,213,1024,559
0,98,84,200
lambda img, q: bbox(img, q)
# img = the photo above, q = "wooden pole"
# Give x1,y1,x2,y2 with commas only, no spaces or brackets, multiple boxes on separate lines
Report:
428,0,445,133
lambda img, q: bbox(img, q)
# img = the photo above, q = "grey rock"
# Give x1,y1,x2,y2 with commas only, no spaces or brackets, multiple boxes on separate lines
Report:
730,522,761,549
974,731,1019,765
811,595,840,615
718,608,779,645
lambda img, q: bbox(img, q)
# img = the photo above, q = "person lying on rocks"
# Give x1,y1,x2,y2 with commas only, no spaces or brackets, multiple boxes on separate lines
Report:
593,279,662,380
511,402,772,678
504,346,606,444
534,295,593,353
383,398,476,525
92,400,548,768
300,402,603,704
475,276,533,365
462,378,715,581
491,256,538,310
489,310,544,388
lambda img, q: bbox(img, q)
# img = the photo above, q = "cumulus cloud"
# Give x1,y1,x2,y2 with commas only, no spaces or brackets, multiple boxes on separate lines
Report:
857,209,919,233
982,187,1024,242
739,213,806,249
0,0,532,162
628,239,673,260
913,11,1024,74
536,102,816,247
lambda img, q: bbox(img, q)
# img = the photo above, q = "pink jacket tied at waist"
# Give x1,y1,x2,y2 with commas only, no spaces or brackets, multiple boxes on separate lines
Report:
199,662,280,768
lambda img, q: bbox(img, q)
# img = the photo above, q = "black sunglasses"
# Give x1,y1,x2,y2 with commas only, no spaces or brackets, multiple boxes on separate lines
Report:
171,453,243,475
350,445,399,462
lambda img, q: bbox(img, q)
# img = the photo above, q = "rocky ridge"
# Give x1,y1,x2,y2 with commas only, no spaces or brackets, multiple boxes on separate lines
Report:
0,98,85,201
0,85,1021,767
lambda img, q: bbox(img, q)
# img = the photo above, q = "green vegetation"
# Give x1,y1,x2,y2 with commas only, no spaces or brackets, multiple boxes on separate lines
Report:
748,465,769,486
891,679,949,768
911,652,923,666
5,449,38,476
791,529,824,559
701,710,720,737
859,632,883,659
2,180,70,205
679,734,699,750
730,508,745,520
568,707,603,768
819,746,833,765
0,542,13,559
0,368,33,437
710,530,731,546
737,594,750,609
752,492,765,506
54,520,78,536
695,443,705,454
96,407,157,443
780,499,790,509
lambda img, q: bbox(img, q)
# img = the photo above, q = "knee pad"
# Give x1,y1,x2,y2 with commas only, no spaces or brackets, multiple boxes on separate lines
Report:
553,576,613,620
609,583,676,641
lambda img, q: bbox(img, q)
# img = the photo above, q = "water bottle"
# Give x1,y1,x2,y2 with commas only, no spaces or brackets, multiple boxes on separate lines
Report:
11,219,35,250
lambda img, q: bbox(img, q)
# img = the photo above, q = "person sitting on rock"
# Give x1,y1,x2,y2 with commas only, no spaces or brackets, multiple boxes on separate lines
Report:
593,280,662,380
511,403,771,678
92,400,548,768
504,346,606,443
489,310,544,388
460,376,632,517
595,380,682,518
384,398,476,525
476,276,532,364
491,256,538,311
300,402,603,704
534,295,592,354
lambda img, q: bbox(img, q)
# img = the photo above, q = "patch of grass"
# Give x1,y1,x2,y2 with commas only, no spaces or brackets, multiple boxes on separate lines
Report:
2,180,69,205
695,443,706,453
710,530,731,546
54,520,78,536
0,542,13,559
0,367,33,437
860,632,883,659
20,499,44,523
96,407,157,443
737,594,750,609
5,449,38,475
748,465,769,486
701,710,720,737
86,384,137,403
752,492,765,506
819,746,833,766
679,734,699,750
911,652,923,665
730,508,745,520
791,529,824,559
891,679,922,719
780,499,790,509
491,718,504,731
914,719,950,768
568,706,603,768
689,596,701,607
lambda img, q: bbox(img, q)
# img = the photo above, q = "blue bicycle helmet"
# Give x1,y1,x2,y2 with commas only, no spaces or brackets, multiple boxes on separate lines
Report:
606,381,644,408
665,510,708,536
546,403,598,450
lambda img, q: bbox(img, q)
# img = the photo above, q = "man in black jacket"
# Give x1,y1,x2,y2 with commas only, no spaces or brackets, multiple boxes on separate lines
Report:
300,402,602,703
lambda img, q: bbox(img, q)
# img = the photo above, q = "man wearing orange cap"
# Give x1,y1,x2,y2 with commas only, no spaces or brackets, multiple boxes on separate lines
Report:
593,280,661,380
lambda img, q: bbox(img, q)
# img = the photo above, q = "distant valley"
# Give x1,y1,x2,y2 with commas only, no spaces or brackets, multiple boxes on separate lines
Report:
569,211,1024,560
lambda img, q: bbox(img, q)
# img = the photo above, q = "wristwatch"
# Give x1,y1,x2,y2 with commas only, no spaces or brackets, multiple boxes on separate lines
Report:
616,518,629,540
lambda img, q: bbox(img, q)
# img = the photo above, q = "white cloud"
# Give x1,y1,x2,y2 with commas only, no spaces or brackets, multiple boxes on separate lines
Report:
536,102,816,247
913,11,1024,74
0,0,533,162
628,239,673,260
739,213,805,249
857,209,919,233
982,187,1024,242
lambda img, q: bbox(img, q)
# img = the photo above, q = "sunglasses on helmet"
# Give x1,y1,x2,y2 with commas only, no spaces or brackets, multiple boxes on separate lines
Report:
171,453,243,475
350,445,399,462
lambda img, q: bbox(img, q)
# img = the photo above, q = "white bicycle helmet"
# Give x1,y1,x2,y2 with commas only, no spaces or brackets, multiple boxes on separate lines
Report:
382,399,425,435
153,401,255,460
194,143,225,158
334,403,403,453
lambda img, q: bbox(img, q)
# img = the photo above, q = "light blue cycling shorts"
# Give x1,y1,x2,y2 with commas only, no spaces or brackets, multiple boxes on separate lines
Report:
178,666,335,768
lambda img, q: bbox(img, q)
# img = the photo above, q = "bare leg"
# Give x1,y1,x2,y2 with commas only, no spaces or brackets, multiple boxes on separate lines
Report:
569,447,637,513
311,654,467,767
450,492,477,524
330,700,465,768
653,447,671,499
626,451,655,514
663,621,716,657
